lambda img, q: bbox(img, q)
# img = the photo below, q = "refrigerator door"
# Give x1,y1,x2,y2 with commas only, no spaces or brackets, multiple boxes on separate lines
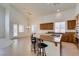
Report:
76,15,79,48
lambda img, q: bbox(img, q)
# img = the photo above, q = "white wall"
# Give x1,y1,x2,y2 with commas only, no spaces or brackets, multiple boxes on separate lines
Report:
0,4,13,48
30,9,76,34
75,4,79,15
0,5,5,38
0,4,29,39
0,4,29,48
9,6,29,39
5,4,10,39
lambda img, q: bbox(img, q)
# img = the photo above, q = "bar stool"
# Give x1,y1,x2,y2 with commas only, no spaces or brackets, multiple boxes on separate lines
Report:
37,40,48,56
31,35,36,53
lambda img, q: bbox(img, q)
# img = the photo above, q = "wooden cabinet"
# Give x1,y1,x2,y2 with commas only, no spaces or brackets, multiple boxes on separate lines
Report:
67,20,76,30
61,32,75,43
40,23,53,30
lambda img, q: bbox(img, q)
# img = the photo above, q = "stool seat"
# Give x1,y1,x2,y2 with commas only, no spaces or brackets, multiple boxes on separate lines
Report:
37,43,48,56
31,37,36,43
38,43,48,48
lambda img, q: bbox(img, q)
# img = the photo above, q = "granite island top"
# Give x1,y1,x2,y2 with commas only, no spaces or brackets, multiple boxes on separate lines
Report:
34,33,62,43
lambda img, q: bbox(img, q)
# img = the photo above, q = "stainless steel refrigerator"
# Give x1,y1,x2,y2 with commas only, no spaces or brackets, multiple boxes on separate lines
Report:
76,15,79,48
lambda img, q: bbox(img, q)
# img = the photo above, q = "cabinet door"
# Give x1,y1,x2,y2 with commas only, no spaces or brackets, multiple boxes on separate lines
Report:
40,23,53,30
67,20,76,30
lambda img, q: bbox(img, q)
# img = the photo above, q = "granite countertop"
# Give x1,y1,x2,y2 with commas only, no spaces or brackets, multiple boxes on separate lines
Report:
35,33,62,43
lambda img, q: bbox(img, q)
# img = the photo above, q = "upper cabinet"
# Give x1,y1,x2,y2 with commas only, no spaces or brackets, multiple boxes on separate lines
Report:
67,20,76,30
40,23,53,30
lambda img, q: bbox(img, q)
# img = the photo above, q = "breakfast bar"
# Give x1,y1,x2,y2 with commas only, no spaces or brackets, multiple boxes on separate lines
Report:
35,34,62,45
33,33,62,56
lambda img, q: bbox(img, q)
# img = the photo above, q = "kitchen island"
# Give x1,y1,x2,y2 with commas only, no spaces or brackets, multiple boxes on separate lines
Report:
34,33,62,56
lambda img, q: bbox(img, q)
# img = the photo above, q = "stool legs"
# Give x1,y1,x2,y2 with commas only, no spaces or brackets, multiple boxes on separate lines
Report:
31,43,36,53
42,48,46,56
37,48,47,56
37,48,41,56
34,43,36,53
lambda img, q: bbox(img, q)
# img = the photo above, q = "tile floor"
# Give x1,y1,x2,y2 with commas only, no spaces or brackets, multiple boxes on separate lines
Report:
0,36,79,56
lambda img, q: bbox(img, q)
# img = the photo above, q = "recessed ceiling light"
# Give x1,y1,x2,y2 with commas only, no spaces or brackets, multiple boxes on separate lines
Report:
47,3,51,5
24,8,26,9
57,9,60,12
53,3,58,5
27,12,32,15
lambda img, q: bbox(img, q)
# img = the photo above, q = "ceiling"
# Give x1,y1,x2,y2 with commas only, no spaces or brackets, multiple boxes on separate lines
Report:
12,3,76,18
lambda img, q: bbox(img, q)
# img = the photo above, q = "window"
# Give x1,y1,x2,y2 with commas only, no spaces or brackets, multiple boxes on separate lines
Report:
13,24,18,36
55,22,65,33
19,24,24,32
31,25,36,33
